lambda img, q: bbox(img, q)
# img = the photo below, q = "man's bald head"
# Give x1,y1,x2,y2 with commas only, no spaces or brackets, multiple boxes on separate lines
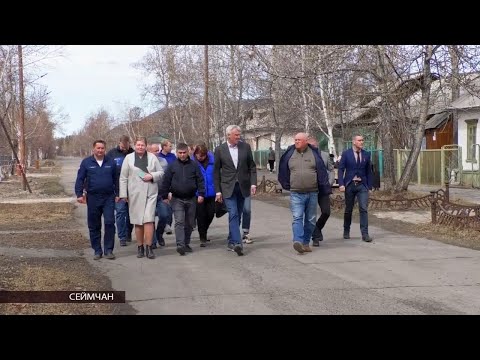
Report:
150,143,160,153
294,132,309,151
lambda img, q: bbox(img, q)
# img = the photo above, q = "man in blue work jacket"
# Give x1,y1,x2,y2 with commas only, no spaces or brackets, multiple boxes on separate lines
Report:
75,140,118,260
106,135,134,246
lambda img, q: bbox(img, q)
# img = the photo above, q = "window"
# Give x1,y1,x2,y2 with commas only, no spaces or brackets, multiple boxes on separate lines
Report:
466,119,478,162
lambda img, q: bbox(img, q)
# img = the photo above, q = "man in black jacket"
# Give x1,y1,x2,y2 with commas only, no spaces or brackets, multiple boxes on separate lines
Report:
106,135,134,246
159,143,205,255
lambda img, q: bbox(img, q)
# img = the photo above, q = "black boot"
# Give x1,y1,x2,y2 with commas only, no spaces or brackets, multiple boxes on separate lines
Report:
146,245,155,259
137,245,145,258
200,234,207,247
158,237,165,246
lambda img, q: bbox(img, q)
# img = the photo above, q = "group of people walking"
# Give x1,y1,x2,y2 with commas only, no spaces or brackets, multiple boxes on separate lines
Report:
74,125,257,260
278,132,373,255
75,126,373,260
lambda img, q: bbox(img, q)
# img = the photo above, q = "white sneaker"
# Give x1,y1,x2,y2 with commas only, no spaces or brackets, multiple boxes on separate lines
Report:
242,233,253,244
165,224,173,235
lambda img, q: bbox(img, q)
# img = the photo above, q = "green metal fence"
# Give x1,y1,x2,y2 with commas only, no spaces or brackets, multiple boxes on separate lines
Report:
252,149,286,169
394,146,462,186
252,150,270,169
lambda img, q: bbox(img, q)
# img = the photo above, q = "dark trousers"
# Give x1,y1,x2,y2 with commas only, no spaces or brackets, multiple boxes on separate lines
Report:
197,197,215,239
312,194,331,240
171,196,197,247
154,200,172,245
87,193,115,255
115,199,133,241
344,182,369,236
268,160,275,171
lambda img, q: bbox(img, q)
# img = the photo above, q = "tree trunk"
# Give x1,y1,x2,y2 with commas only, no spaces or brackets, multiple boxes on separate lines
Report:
274,123,283,172
395,45,434,191
300,45,310,134
318,75,336,157
376,45,396,192
449,45,460,144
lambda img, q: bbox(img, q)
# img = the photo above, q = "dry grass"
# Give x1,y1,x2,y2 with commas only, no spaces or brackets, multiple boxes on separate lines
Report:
0,230,88,250
0,256,135,315
28,165,60,175
0,172,136,315
447,197,478,206
370,190,429,200
413,223,480,250
39,177,65,195
0,174,66,199
0,203,75,231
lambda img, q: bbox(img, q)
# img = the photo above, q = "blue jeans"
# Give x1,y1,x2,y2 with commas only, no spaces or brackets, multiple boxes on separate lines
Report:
228,194,251,241
290,192,318,245
241,195,251,233
115,199,133,241
224,183,245,246
153,200,172,245
87,194,116,255
344,182,369,236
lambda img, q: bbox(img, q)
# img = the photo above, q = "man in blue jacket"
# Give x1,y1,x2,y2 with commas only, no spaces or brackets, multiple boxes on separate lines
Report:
338,134,373,242
278,133,331,254
75,140,118,260
158,139,176,234
106,135,134,246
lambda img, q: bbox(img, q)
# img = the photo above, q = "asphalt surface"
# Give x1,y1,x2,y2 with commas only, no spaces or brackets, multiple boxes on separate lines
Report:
60,157,480,314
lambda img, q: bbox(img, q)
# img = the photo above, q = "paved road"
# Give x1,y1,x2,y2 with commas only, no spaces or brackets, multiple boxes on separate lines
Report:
60,157,480,314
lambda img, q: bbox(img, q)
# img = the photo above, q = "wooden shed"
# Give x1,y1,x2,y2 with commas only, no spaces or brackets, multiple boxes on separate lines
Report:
424,111,453,149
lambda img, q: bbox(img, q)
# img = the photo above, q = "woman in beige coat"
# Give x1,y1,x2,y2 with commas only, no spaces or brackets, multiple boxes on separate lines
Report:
119,137,164,259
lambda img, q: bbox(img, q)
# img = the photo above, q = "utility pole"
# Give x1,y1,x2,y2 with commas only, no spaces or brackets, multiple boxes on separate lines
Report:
0,112,32,193
203,45,210,149
18,45,27,191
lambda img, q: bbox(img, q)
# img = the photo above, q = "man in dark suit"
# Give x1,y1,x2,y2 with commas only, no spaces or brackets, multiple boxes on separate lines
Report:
214,125,257,256
338,134,374,242
306,136,334,246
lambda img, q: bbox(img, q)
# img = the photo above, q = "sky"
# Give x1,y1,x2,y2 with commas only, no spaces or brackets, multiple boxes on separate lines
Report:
36,45,153,137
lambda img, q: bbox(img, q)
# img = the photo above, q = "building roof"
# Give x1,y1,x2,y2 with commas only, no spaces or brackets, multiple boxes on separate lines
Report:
448,75,480,110
425,111,450,130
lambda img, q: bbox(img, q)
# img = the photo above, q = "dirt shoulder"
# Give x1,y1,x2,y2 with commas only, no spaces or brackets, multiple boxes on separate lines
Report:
0,255,135,315
254,191,480,251
0,165,137,315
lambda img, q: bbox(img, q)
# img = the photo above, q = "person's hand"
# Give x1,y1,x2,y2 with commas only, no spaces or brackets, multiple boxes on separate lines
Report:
251,185,257,196
215,193,223,203
143,173,153,182
339,185,345,192
77,196,85,204
197,196,204,204
115,196,120,203
168,192,172,201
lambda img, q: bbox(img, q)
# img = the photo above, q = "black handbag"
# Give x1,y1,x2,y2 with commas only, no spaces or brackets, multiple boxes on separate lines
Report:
214,201,228,218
